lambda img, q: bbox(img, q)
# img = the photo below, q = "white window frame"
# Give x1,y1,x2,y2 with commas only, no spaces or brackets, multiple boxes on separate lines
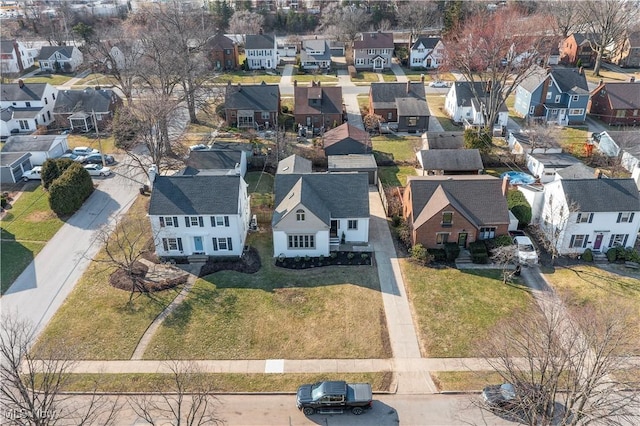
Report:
572,95,579,102
569,108,584,115
355,58,365,65
576,212,593,223
569,234,587,248
555,95,561,103
609,234,627,247
436,232,449,245
617,212,633,223
288,234,315,249
479,227,496,240
546,91,552,100
189,216,200,226
261,111,270,119
163,216,177,227
348,220,357,230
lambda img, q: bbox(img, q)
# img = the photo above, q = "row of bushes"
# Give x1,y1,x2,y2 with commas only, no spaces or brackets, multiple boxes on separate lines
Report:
581,247,640,263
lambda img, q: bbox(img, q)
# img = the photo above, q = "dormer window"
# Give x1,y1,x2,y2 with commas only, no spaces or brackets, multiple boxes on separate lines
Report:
296,209,305,221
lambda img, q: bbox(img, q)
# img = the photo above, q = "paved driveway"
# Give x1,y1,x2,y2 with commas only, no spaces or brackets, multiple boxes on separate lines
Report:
1,164,142,338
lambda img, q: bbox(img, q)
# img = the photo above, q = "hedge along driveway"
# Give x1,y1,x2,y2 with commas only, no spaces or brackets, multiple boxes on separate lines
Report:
143,230,391,360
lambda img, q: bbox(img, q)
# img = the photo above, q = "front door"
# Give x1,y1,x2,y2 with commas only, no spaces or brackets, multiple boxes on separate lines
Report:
330,220,339,238
374,57,383,70
193,236,203,254
558,109,567,125
426,58,432,67
593,233,604,251
457,232,468,248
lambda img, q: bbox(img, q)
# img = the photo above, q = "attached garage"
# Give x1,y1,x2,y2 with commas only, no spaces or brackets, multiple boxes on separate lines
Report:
0,152,32,184
328,154,378,185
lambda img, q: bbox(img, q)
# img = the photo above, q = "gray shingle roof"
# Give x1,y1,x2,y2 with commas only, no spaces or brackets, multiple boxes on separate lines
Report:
322,123,370,149
528,152,582,167
328,154,377,170
185,149,243,171
422,132,465,150
396,97,430,116
555,163,596,179
596,82,640,109
0,152,31,167
559,178,640,212
370,82,426,109
407,176,509,227
225,83,279,111
452,81,507,109
245,34,275,49
38,45,76,60
417,149,483,171
273,172,369,225
148,175,242,215
53,88,119,114
552,68,589,95
354,32,393,49
277,154,312,174
411,37,440,51
519,65,548,93
1,39,15,54
2,135,65,152
1,82,49,102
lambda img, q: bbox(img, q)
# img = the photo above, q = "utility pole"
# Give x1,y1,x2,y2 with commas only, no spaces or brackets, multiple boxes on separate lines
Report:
91,110,106,167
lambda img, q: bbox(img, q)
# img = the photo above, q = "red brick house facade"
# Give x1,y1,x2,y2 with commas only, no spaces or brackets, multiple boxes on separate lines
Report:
588,79,640,126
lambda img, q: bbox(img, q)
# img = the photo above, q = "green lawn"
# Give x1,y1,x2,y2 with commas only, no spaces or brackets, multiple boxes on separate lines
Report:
75,73,118,86
22,74,75,85
352,71,389,83
404,69,456,82
378,165,417,187
67,134,119,154
543,265,640,354
431,371,504,392
1,186,66,293
426,95,460,131
212,72,281,84
143,230,389,360
401,265,533,357
372,135,421,163
554,126,589,158
291,71,339,83
32,197,180,360
245,170,274,209
51,372,394,393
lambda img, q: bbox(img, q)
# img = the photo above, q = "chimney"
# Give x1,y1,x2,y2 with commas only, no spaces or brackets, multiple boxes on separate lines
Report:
237,82,241,91
631,76,636,83
317,81,321,87
599,79,603,86
502,175,510,196
594,168,603,179
147,165,157,189
545,67,552,74
293,79,297,87
18,79,24,88
406,81,411,94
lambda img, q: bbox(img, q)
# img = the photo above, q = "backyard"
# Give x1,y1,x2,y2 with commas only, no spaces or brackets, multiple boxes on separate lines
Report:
371,134,421,164
426,95,459,131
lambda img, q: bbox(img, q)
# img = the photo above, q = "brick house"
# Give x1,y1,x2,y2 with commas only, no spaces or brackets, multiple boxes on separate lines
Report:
560,33,597,67
206,33,239,71
611,30,640,68
588,78,640,126
402,175,510,249
224,81,280,130
294,81,343,134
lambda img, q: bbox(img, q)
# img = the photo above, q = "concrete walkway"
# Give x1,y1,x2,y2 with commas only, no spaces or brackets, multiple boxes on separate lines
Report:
390,60,408,83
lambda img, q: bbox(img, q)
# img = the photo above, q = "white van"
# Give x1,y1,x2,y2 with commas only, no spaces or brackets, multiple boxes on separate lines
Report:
513,236,538,265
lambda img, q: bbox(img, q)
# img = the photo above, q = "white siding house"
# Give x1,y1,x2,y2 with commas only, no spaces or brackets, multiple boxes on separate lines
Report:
245,34,278,70
148,173,251,258
0,81,58,137
409,37,445,69
38,46,83,73
445,81,509,129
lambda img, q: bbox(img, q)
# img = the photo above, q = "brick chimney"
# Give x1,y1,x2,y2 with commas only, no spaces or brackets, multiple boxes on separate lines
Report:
293,80,297,87
147,165,157,189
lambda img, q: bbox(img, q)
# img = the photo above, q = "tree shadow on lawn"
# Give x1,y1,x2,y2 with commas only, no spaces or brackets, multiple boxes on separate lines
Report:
556,265,640,297
459,268,532,293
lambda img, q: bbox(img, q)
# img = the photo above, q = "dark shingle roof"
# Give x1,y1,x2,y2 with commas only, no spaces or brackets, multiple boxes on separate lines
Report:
53,88,119,114
597,82,640,109
245,34,275,49
560,178,640,212
38,45,76,60
452,81,507,109
322,123,369,149
396,97,430,116
294,84,342,115
2,135,65,152
422,132,465,150
148,175,242,215
370,82,426,109
0,152,31,167
1,82,49,102
552,68,589,94
207,33,235,50
555,163,596,179
185,149,243,171
0,39,15,54
411,37,440,51
354,32,393,49
225,83,279,111
407,176,509,228
529,152,582,167
277,154,312,174
417,149,483,171
273,173,369,225
328,154,377,170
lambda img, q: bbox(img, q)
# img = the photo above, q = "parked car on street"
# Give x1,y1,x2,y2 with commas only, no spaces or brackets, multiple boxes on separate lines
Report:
482,382,551,417
60,152,85,162
429,80,449,88
189,144,209,151
83,153,115,165
72,147,100,156
83,164,112,177
513,236,538,265
22,166,43,181
296,381,372,416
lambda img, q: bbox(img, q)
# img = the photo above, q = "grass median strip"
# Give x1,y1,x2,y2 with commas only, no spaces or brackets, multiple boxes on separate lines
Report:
431,371,504,392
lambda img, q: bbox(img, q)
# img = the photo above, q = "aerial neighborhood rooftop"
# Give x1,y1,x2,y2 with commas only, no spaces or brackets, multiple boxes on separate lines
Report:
1,0,640,424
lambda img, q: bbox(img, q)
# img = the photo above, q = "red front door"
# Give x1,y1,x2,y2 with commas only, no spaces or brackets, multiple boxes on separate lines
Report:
594,233,603,251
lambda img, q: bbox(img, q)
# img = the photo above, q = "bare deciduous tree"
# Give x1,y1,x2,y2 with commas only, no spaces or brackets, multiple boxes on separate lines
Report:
319,3,370,52
577,0,640,76
478,301,639,425
529,195,579,265
490,244,519,284
0,314,121,426
129,361,223,426
397,1,440,48
229,10,265,45
541,0,588,38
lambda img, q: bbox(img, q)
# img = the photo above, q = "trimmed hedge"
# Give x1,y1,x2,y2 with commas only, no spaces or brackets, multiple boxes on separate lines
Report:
41,158,74,190
48,162,94,216
469,240,489,264
508,189,532,227
606,246,640,263
427,248,446,262
444,242,460,261
581,248,593,262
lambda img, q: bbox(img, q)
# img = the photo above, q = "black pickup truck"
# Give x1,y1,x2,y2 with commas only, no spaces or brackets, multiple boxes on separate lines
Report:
296,380,373,415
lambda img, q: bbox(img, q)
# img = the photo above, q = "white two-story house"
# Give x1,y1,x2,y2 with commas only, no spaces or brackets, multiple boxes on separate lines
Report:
272,155,370,257
409,37,445,69
148,171,251,258
445,81,509,131
353,31,394,71
245,34,278,70
0,39,37,74
0,81,58,138
523,177,640,255
38,46,84,73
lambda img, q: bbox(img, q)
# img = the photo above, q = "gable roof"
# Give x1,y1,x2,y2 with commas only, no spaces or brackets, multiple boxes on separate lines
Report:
322,123,370,149
518,65,549,93
245,34,275,49
396,97,430,116
411,37,441,51
2,135,65,152
278,154,312,174
273,173,369,225
0,39,16,54
303,39,327,52
1,82,49,102
558,178,640,212
628,31,640,47
595,82,640,109
53,88,120,114
422,132,465,150
571,33,598,46
370,82,426,109
551,68,589,95
207,33,235,50
509,131,562,151
354,32,393,49
417,149,483,171
185,149,243,172
225,82,279,111
38,45,76,60
406,176,509,228
148,175,242,215
528,152,582,167
328,154,377,170
452,81,507,109
555,163,596,179
0,151,31,167
294,84,343,115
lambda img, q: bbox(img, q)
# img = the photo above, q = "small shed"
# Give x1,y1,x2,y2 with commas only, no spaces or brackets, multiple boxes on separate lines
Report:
327,154,378,184
0,152,32,183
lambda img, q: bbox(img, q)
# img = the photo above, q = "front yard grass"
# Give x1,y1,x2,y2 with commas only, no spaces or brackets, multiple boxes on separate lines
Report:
32,196,180,360
212,71,281,84
52,372,394,393
404,69,456,82
543,265,640,354
378,165,417,187
74,73,119,87
143,229,390,360
401,265,533,357
22,74,74,85
431,371,504,392
372,135,421,163
426,95,460,131
67,134,119,154
1,185,65,293
554,126,589,158
352,71,390,83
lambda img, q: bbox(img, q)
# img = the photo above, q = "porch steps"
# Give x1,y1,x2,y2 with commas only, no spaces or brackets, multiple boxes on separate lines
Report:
455,249,473,266
188,254,209,264
592,252,608,264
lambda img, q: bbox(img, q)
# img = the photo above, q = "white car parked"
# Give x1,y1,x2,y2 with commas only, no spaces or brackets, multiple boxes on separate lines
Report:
22,166,43,181
513,236,538,265
83,164,111,177
428,80,449,88
72,147,100,156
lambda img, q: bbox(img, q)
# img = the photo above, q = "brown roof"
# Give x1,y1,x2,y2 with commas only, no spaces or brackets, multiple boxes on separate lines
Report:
323,123,370,149
294,83,343,115
354,32,394,49
207,33,235,50
598,82,640,109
